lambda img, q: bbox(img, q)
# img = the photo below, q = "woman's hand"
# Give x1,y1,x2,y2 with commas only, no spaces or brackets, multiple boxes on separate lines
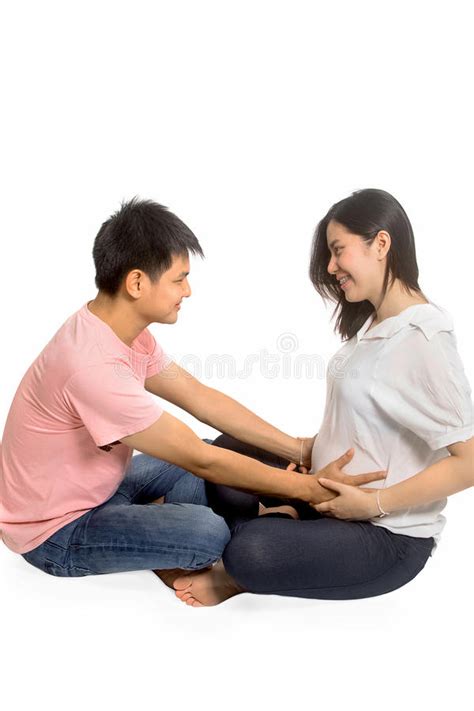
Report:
312,478,382,520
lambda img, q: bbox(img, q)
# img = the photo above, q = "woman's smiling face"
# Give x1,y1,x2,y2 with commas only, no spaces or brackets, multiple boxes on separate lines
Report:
326,219,389,305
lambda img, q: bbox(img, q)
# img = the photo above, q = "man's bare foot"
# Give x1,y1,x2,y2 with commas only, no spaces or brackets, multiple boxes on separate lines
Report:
173,560,244,607
153,567,193,589
258,502,299,519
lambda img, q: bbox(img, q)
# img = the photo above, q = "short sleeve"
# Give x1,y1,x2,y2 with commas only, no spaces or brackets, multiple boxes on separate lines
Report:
63,363,164,448
371,329,473,450
140,329,172,379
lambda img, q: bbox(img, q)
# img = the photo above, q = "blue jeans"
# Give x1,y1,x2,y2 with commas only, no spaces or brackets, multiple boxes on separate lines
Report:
22,447,230,577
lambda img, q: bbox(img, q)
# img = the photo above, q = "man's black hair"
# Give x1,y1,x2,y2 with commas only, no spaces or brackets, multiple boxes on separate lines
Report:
92,197,204,296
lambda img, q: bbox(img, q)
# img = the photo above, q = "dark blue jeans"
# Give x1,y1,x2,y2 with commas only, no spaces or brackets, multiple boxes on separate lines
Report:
22,448,230,577
208,435,435,600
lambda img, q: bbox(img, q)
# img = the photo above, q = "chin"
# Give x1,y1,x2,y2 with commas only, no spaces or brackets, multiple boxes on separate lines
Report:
152,313,177,325
344,288,365,304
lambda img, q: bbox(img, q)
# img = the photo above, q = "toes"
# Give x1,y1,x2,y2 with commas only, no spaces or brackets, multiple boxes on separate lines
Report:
173,575,193,590
174,590,203,607
175,589,192,600
179,592,195,602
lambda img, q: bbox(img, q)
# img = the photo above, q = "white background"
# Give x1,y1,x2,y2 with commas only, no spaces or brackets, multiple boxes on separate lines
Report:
1,2,473,709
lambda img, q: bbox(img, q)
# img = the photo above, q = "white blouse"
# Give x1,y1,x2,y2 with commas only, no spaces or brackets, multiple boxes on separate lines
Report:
310,303,473,549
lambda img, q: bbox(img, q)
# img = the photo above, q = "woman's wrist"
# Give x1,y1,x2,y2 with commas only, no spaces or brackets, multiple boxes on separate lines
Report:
368,489,390,518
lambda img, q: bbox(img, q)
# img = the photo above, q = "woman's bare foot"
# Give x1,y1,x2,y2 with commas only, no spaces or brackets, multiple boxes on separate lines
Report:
173,560,244,607
258,502,299,519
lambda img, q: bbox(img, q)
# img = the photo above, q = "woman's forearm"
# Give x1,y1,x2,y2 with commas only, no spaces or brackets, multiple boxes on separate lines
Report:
380,450,474,515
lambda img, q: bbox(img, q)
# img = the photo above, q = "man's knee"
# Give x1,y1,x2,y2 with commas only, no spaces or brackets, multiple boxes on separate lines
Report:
186,504,231,564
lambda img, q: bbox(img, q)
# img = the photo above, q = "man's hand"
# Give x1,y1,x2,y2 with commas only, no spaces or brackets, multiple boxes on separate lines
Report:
287,449,386,505
296,448,386,505
286,462,309,475
316,448,386,489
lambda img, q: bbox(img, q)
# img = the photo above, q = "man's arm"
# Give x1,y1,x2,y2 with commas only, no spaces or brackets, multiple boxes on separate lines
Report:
120,412,384,503
145,362,313,464
122,411,315,500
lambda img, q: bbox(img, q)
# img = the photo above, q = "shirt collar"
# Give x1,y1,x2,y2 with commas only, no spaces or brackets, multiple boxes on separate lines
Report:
357,303,454,342
81,302,151,359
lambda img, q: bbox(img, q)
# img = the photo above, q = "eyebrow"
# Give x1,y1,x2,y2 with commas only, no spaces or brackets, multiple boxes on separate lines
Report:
175,271,190,279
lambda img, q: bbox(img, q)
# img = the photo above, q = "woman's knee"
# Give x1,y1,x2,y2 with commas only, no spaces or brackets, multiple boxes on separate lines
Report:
211,433,243,451
206,480,259,522
222,520,277,590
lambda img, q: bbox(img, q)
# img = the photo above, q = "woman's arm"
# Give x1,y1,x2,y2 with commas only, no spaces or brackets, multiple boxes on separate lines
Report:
313,438,474,519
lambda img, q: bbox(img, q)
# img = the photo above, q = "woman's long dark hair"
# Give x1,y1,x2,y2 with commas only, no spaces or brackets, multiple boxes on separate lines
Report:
309,188,423,340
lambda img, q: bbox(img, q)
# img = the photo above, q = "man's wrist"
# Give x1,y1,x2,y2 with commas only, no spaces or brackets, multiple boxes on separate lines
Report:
278,435,315,467
280,436,304,465
296,471,330,504
294,472,313,503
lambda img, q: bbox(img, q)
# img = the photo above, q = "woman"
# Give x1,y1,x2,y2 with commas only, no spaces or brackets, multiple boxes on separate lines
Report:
172,188,473,606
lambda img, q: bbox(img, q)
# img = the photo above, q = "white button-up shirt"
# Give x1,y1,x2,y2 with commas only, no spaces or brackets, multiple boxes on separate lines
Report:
311,303,473,548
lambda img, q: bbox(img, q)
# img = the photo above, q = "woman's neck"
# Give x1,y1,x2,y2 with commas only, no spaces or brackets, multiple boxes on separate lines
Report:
371,279,429,327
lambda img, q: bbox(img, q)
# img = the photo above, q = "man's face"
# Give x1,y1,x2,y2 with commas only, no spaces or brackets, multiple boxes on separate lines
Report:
141,253,192,324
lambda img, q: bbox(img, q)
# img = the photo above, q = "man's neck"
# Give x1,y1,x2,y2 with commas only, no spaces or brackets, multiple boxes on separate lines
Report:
87,296,148,348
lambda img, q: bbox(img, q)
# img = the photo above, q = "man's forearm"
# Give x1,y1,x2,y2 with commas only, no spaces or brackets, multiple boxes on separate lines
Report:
199,443,328,503
196,387,301,462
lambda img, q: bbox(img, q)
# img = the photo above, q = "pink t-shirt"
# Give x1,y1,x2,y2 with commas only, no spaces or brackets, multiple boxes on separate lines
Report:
0,303,168,554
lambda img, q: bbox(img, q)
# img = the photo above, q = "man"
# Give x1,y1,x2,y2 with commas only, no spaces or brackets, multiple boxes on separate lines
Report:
0,198,383,588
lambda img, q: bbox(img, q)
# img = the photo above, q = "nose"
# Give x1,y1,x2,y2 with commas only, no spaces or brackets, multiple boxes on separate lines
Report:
327,253,337,275
183,278,192,298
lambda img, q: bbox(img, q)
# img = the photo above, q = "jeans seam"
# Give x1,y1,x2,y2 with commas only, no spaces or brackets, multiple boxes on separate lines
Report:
188,479,204,505
129,464,177,503
43,540,68,552
45,558,91,573
70,543,221,556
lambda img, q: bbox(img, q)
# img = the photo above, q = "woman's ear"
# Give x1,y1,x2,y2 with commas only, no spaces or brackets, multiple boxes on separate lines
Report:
375,230,391,259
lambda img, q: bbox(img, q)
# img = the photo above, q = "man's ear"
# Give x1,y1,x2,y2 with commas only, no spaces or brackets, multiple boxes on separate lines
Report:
124,269,144,298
